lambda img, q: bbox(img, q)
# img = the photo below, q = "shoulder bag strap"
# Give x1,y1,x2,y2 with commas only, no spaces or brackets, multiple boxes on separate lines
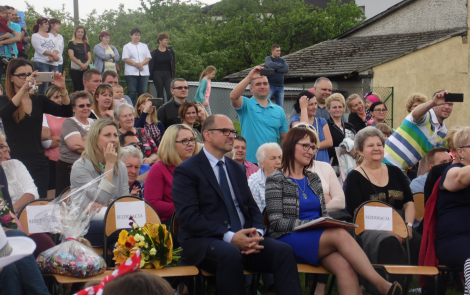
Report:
164,164,173,175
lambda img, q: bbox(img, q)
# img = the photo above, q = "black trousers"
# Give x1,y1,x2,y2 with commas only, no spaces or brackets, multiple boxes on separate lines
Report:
55,159,73,198
28,163,49,199
198,237,302,295
152,71,172,102
69,69,85,92
48,159,57,191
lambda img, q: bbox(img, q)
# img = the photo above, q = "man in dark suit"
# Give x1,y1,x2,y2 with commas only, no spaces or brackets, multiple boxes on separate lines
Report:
172,114,302,295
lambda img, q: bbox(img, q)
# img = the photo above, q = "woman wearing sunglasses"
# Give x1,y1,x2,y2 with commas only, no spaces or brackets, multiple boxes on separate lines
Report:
144,124,199,227
265,126,402,295
90,84,114,119
0,58,73,199
56,91,94,197
290,90,332,163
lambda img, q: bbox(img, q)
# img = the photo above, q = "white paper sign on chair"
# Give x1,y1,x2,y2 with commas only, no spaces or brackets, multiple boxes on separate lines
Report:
364,206,393,231
115,201,146,229
27,205,58,234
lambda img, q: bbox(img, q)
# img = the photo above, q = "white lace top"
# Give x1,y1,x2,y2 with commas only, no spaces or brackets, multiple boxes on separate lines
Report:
2,160,39,204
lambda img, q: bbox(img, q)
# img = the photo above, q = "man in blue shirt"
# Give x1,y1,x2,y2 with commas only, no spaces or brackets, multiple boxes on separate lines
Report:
265,44,289,107
0,7,20,77
230,66,288,163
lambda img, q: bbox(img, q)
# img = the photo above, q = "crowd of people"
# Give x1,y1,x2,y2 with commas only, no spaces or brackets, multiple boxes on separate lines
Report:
0,12,468,295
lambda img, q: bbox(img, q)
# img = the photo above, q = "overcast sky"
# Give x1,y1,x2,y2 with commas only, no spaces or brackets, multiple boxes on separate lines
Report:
18,0,218,19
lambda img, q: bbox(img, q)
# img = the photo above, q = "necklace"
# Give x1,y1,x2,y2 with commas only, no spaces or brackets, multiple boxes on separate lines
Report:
361,164,384,185
292,177,308,199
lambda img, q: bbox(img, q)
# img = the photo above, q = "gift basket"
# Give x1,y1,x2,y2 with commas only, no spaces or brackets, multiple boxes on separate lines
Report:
35,172,111,277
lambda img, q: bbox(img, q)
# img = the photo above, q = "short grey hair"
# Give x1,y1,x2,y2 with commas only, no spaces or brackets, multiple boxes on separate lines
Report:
454,126,470,150
354,126,386,152
170,78,187,89
314,77,331,88
120,146,143,165
255,143,282,164
114,103,134,120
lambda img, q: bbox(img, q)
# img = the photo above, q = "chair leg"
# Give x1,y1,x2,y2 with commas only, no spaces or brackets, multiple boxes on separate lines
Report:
402,275,412,295
310,274,318,295
327,275,335,295
434,275,439,295
250,273,259,295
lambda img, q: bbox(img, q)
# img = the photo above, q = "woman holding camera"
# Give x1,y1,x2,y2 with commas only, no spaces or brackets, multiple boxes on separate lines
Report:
0,59,72,199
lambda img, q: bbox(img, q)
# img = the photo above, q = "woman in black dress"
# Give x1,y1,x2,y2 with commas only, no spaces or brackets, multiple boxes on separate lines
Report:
68,25,91,91
0,59,73,199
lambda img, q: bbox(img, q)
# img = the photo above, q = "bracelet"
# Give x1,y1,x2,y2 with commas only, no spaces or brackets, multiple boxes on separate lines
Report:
59,91,68,97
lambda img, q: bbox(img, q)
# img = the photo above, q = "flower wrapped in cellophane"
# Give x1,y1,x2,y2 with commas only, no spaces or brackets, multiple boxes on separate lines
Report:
113,217,181,269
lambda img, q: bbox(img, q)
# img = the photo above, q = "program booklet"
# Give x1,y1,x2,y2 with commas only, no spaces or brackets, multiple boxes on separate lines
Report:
294,217,358,231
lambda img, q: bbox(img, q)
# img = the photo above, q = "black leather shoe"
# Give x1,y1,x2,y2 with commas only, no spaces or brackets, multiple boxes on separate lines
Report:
387,281,403,295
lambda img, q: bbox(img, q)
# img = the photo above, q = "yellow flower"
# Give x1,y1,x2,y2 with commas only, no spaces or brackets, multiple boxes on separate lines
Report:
140,258,146,268
112,245,129,266
118,230,128,246
134,233,144,242
138,241,145,247
145,243,149,248
149,248,156,256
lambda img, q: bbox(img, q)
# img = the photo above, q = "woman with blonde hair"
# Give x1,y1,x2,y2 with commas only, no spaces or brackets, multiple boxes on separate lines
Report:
90,84,114,119
195,65,216,114
68,25,92,91
405,93,427,113
346,94,367,132
194,103,208,133
144,124,199,226
0,58,72,199
134,93,165,147
70,118,128,246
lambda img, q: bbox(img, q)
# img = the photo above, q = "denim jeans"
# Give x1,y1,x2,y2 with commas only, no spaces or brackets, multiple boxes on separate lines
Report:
33,62,59,95
0,32,14,56
268,85,285,107
58,64,63,74
0,230,51,295
125,75,149,105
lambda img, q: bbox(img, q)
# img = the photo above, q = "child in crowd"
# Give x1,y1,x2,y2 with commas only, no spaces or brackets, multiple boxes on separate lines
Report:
195,65,216,115
0,6,16,63
112,84,133,106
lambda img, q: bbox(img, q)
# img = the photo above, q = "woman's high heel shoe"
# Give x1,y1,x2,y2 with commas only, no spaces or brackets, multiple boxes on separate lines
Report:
386,281,403,295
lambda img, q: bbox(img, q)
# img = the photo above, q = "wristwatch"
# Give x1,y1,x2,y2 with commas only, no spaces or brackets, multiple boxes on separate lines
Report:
406,222,413,228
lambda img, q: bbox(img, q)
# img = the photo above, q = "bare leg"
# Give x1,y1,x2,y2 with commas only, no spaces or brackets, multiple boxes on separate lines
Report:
318,228,392,295
320,252,361,295
314,282,326,295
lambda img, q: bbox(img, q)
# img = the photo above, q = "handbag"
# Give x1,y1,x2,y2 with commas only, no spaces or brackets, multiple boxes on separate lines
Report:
115,62,120,73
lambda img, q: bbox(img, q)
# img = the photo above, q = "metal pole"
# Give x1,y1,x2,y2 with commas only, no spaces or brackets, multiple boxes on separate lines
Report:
73,0,79,26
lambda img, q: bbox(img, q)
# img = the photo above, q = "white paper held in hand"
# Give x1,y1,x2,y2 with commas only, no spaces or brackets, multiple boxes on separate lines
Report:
364,206,393,231
115,201,146,229
27,205,58,234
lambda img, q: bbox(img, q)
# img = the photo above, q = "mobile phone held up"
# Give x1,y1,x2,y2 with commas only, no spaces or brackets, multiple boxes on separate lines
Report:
444,93,464,102
35,72,55,83
259,68,275,77
149,98,163,109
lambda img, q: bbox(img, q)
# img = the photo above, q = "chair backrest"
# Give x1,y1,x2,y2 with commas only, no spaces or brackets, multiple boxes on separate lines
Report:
104,196,161,237
353,200,408,238
413,193,425,220
17,199,52,235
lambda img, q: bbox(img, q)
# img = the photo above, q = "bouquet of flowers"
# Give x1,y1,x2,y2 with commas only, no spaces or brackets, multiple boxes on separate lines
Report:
113,217,181,269
0,195,17,230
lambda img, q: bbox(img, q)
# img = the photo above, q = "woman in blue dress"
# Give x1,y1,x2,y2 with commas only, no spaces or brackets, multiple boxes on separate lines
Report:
289,90,332,163
265,126,402,295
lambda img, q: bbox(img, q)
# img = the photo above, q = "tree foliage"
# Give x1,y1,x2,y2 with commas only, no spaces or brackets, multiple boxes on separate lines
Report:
24,0,364,81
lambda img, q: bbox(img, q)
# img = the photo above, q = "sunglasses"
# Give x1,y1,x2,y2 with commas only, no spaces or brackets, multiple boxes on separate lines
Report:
173,86,189,90
294,123,317,133
76,103,91,109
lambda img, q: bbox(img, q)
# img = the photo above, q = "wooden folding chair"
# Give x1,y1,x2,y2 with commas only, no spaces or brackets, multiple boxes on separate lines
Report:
17,199,52,235
170,212,259,295
413,193,425,221
353,200,438,295
263,210,334,295
102,197,198,279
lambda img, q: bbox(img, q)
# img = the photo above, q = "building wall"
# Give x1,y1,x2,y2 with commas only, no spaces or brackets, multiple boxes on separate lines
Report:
350,0,468,37
372,36,469,129
354,0,402,19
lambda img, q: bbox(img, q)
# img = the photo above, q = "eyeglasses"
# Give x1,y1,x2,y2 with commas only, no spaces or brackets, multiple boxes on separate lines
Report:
12,73,32,79
208,129,238,137
76,103,91,109
172,86,189,90
459,145,470,149
127,142,142,149
175,138,196,146
296,143,318,153
294,123,317,133
374,109,387,113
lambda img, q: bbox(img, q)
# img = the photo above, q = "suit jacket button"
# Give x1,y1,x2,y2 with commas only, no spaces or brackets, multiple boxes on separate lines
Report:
224,221,228,225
